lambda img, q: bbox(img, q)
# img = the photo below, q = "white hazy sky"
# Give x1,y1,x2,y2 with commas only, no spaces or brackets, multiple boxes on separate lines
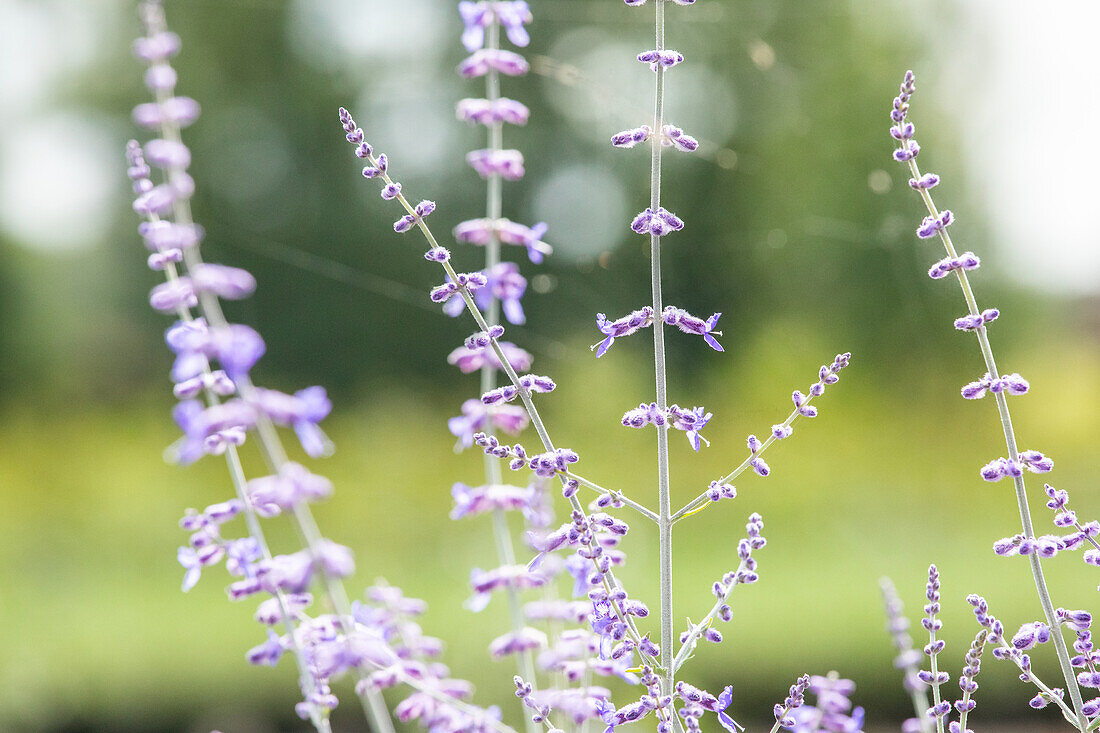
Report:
935,0,1100,294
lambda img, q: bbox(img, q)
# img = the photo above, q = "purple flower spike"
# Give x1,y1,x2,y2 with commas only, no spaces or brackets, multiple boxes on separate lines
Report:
662,307,724,352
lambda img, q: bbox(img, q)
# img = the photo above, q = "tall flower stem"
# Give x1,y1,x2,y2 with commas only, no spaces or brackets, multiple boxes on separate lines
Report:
346,138,678,729
903,152,1087,728
647,0,676,713
138,9,398,731
478,18,540,733
142,204,332,732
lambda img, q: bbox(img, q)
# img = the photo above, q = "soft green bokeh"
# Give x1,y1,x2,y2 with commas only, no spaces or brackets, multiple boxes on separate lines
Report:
1,0,1097,732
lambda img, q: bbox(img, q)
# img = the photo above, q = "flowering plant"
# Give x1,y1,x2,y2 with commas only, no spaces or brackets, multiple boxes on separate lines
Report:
883,70,1099,733
122,1,871,732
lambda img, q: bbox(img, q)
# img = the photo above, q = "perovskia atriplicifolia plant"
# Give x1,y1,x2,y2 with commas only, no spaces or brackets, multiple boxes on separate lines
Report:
881,70,1100,733
123,0,868,731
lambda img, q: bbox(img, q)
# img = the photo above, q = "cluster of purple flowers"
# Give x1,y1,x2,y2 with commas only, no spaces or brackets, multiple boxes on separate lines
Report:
978,449,1054,482
620,403,712,451
593,306,722,357
784,675,865,733
129,3,511,731
135,0,865,729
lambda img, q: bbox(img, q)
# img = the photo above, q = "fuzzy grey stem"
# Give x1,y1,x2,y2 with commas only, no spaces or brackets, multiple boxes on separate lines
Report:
648,2,677,721
563,471,659,523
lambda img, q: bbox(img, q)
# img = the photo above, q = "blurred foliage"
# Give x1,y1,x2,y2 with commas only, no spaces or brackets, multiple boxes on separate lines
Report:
1,0,1098,732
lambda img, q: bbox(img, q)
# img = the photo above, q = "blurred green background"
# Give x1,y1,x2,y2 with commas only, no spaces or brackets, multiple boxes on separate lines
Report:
1,0,1098,731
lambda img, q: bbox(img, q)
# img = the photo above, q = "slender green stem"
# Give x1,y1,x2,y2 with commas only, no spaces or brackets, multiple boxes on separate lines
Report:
903,150,1086,729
